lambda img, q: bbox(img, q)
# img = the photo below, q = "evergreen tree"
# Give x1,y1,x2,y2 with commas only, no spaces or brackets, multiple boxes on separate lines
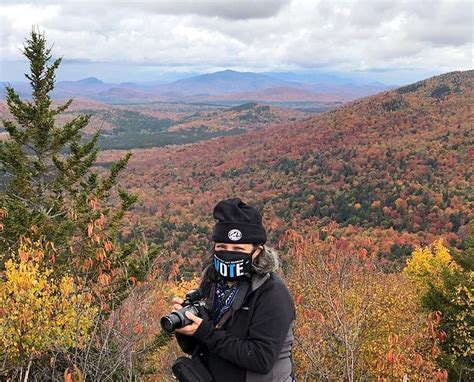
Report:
0,29,137,297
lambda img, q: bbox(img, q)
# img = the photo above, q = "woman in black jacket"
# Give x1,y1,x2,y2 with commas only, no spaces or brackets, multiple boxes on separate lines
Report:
171,198,295,382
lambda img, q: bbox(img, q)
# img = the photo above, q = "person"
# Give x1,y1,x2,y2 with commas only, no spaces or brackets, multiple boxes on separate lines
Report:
171,198,296,381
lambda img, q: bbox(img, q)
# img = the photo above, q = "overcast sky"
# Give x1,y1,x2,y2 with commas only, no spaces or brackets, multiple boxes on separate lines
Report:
0,0,472,84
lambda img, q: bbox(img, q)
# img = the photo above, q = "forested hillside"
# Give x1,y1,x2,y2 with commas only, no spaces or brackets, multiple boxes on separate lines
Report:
101,70,472,267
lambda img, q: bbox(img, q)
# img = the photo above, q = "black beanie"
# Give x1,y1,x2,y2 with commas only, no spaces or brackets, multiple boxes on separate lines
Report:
212,198,267,244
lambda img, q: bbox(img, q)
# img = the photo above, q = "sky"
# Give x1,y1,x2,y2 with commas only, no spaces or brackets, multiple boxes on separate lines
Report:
0,0,472,85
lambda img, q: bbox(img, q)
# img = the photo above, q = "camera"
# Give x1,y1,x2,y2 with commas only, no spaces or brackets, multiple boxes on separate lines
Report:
160,289,208,334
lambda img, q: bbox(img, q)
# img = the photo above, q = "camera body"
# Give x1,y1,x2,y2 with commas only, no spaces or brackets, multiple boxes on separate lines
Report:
161,289,208,334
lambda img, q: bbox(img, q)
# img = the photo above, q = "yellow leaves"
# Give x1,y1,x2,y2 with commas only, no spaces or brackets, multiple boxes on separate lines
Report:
59,276,74,296
163,276,200,302
0,245,97,362
403,239,454,289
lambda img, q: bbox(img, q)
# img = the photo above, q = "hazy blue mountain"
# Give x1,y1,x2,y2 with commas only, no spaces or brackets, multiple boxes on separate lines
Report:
152,69,304,95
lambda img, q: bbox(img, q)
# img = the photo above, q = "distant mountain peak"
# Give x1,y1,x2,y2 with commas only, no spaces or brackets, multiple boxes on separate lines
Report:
77,77,104,85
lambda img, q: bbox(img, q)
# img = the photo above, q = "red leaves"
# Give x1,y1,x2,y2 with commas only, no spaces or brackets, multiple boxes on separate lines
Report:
437,330,447,342
433,369,448,381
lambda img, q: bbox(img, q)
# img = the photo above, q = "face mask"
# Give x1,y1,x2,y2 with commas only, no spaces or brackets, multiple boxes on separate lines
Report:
213,250,253,281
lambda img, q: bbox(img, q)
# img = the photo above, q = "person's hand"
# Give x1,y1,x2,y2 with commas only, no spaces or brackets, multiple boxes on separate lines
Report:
172,297,184,312
175,311,203,336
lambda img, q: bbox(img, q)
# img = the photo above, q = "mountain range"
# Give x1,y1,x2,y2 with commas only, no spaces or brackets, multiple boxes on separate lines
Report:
1,70,389,105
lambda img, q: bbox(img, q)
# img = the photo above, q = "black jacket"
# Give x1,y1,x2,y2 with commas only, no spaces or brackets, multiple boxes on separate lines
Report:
175,271,295,381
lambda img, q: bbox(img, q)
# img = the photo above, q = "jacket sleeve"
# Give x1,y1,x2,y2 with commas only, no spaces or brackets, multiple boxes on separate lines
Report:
192,277,295,374
175,332,199,355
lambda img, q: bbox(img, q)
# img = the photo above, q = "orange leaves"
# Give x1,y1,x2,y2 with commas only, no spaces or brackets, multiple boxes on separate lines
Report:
133,323,143,335
386,348,396,364
284,224,452,380
88,198,98,210
64,365,84,382
295,294,304,304
84,258,93,270
87,223,94,238
95,248,106,262
358,248,368,261
413,353,423,367
94,213,105,228
98,273,111,287
19,248,29,263
375,308,448,380
431,345,440,357
104,240,113,253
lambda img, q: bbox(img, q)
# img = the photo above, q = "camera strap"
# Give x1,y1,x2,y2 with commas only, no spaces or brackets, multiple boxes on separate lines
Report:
231,279,250,311
215,279,250,329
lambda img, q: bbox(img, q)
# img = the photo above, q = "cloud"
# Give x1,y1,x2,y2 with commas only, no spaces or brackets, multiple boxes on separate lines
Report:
4,0,290,20
0,0,472,78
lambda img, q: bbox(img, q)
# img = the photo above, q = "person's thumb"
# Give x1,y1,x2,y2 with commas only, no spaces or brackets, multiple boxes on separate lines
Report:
185,310,199,322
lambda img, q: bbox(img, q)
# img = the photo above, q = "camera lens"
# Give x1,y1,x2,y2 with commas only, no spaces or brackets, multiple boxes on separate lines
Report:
160,312,182,333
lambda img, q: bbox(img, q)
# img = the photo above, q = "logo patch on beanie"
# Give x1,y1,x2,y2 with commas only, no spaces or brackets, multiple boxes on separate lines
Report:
228,229,242,241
